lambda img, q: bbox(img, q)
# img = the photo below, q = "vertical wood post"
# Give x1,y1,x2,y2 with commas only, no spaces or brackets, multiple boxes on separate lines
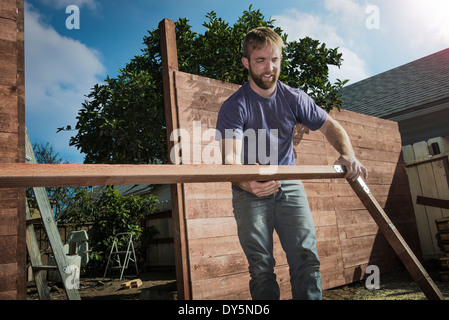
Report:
159,18,191,300
0,0,26,299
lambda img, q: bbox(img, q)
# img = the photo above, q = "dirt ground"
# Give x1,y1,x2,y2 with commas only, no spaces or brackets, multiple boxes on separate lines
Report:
27,263,449,301
27,269,178,300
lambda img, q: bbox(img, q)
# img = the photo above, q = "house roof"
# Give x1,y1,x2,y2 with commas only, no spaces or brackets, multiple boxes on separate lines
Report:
114,184,172,213
339,48,449,119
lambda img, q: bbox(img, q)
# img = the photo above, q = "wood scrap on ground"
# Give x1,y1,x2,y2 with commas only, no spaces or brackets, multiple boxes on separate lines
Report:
121,279,142,289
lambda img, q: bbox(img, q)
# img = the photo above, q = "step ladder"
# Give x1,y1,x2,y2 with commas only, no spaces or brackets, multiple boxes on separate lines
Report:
25,129,81,300
103,232,139,280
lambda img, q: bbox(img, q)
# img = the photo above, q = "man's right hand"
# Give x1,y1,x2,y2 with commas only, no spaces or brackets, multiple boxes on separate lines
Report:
234,180,281,197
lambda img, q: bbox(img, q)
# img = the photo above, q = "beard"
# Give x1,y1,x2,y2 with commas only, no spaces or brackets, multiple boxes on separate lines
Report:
248,65,279,90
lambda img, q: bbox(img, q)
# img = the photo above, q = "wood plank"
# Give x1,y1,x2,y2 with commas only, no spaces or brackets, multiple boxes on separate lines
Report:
416,158,444,254
417,196,449,210
160,18,190,300
187,217,237,240
191,272,251,300
431,157,449,217
0,1,18,21
188,236,243,260
407,165,434,257
347,177,445,300
25,202,51,300
329,109,399,132
174,71,238,112
25,130,80,300
0,163,347,188
184,198,233,219
189,254,248,281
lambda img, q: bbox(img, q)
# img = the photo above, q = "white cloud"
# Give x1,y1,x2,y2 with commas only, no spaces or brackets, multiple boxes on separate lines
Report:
25,4,105,163
379,0,449,53
328,47,369,84
272,2,371,85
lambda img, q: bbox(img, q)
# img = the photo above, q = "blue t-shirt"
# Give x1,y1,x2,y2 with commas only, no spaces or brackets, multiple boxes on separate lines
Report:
216,81,328,166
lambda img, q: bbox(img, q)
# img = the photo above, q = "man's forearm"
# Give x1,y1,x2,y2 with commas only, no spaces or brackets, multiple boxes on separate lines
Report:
319,116,354,157
319,115,368,180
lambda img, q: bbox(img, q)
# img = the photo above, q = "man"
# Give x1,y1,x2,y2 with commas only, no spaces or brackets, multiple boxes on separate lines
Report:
215,27,367,300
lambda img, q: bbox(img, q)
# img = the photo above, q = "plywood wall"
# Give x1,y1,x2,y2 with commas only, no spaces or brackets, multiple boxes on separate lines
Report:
169,70,420,299
0,0,26,299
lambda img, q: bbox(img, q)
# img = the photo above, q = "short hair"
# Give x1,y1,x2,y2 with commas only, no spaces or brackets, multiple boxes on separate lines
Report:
242,27,285,59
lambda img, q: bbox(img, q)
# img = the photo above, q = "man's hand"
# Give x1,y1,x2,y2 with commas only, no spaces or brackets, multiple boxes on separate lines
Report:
235,180,282,197
334,154,368,181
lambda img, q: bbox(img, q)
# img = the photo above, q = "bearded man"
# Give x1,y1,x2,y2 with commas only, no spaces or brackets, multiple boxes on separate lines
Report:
215,27,367,300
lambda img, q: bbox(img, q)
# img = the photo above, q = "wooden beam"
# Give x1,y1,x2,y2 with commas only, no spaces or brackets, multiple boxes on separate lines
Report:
0,163,346,188
159,18,180,161
159,18,191,300
347,177,445,300
417,196,449,210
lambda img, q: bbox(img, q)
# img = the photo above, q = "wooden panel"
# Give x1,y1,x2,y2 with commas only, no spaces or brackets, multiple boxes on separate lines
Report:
0,0,25,300
168,67,419,299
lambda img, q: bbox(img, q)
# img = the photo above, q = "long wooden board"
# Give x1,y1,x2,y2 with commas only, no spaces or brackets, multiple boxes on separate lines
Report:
348,177,445,300
25,130,81,300
0,163,346,188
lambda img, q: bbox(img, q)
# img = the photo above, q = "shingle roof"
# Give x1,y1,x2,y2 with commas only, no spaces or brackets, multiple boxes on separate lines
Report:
340,48,449,119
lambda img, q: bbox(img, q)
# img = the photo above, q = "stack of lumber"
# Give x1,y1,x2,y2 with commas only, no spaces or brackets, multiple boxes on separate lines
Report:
436,218,449,281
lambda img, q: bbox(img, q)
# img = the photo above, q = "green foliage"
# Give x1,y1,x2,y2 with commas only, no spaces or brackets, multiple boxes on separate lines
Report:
66,186,159,275
283,37,349,112
63,5,348,164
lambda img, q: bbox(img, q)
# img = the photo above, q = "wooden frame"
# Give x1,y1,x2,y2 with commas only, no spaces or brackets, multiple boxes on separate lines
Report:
0,163,444,299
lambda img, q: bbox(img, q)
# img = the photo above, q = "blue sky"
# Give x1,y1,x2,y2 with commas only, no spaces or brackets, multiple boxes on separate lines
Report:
24,0,449,163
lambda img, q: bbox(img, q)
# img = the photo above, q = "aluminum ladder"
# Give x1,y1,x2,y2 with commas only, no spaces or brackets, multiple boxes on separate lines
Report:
103,232,139,280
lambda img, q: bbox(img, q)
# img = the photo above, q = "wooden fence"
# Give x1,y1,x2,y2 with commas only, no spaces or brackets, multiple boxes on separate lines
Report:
159,19,421,299
403,136,449,259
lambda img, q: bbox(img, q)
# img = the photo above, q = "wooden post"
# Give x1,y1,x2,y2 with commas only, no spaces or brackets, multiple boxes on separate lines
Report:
347,176,445,300
0,0,26,299
159,18,191,300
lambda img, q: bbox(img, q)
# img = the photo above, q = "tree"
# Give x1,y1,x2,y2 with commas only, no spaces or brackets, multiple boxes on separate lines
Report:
66,186,159,275
62,6,348,164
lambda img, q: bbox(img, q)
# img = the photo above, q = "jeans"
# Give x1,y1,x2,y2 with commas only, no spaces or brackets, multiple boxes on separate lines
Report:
232,180,322,300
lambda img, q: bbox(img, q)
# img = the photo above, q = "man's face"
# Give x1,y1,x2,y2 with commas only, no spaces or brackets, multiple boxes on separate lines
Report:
242,44,282,94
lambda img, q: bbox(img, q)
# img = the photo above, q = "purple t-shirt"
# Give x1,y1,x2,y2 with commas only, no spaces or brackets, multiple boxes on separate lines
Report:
216,81,328,166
